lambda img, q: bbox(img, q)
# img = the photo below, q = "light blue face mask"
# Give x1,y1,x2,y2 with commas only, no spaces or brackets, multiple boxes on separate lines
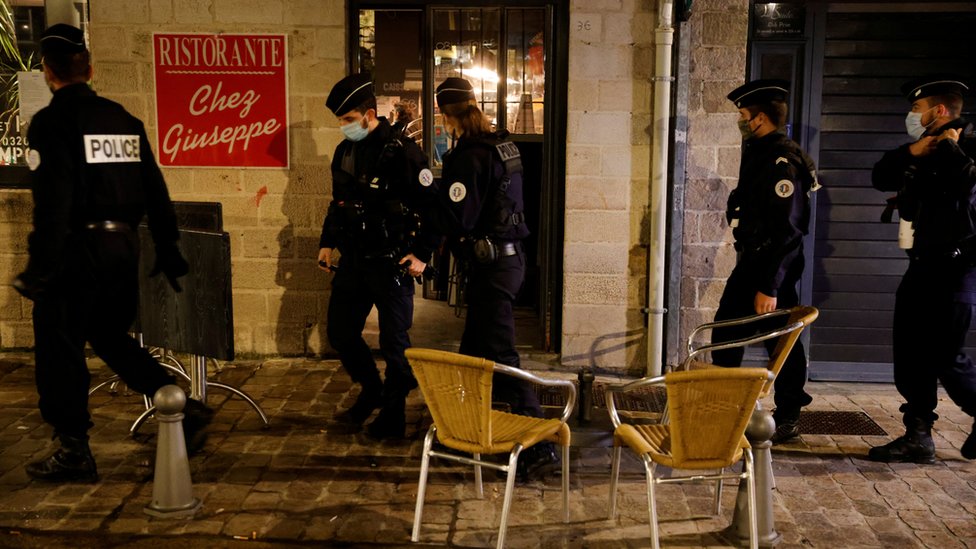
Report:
905,107,936,140
341,118,369,142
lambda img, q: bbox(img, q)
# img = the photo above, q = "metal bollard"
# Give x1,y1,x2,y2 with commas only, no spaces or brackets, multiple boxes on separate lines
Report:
144,385,202,518
729,400,782,547
577,367,595,424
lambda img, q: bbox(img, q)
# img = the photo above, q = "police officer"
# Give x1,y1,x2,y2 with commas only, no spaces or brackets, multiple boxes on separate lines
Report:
319,74,440,439
12,24,212,483
712,79,819,444
870,76,976,463
434,77,558,480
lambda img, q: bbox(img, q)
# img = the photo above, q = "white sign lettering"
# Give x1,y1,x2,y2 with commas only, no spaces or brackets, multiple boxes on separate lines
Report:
84,135,141,163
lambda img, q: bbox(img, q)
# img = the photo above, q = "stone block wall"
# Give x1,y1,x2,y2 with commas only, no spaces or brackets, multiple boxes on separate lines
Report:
679,0,748,341
562,0,656,375
0,191,33,348
0,0,347,354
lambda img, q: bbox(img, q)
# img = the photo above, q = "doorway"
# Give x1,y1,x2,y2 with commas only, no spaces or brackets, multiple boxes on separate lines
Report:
748,1,976,381
349,2,568,354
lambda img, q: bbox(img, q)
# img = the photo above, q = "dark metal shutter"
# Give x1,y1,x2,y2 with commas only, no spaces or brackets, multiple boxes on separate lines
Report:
810,6,976,381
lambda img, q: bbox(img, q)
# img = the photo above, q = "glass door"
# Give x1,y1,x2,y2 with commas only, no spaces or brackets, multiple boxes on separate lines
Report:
352,3,563,353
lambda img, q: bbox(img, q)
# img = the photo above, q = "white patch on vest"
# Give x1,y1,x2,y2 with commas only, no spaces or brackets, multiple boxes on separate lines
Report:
27,149,40,171
448,182,466,202
775,179,795,198
418,168,434,187
84,134,140,164
775,156,788,165
730,218,739,228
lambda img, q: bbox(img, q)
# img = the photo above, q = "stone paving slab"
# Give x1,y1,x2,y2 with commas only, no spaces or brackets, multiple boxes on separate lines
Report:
0,352,974,548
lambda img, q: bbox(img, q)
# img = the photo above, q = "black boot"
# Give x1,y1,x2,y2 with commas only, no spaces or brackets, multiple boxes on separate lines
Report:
183,398,214,456
517,442,561,482
366,396,406,440
962,420,976,460
868,417,935,464
335,382,383,427
26,434,98,483
770,411,801,444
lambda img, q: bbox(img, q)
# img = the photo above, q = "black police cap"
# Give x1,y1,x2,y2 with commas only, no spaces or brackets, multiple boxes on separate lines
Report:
436,77,476,108
727,79,790,109
900,75,969,102
40,23,86,57
326,73,374,116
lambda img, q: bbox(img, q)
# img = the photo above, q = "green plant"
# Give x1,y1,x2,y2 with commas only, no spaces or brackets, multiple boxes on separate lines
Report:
0,0,38,144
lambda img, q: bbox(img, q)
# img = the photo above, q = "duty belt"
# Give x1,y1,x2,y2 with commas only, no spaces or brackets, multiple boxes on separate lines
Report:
83,220,132,232
495,241,519,257
907,249,959,262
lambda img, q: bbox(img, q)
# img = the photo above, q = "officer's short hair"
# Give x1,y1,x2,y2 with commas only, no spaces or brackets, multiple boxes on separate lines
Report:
745,99,789,130
349,97,377,116
926,93,964,117
43,50,91,83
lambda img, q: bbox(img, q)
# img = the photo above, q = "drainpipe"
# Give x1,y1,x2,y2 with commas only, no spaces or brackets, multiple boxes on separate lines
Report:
646,0,674,376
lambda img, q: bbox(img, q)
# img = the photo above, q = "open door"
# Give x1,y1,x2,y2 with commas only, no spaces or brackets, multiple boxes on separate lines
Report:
351,3,566,353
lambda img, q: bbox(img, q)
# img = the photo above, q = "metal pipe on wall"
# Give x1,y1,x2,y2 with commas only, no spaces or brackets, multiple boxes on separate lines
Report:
646,0,674,376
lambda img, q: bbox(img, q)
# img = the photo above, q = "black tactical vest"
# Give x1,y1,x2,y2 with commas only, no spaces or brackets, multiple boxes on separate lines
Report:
472,133,530,241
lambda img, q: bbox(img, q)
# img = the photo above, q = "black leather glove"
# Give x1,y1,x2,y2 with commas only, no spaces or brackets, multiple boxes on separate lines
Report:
150,243,189,292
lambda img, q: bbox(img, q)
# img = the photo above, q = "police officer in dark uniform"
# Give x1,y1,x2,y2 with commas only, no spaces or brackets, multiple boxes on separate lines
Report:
319,74,440,439
12,24,212,483
712,79,820,444
434,77,558,480
870,76,976,463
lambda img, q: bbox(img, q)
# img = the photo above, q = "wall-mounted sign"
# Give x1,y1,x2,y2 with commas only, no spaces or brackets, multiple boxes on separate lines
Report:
754,3,805,39
153,33,288,168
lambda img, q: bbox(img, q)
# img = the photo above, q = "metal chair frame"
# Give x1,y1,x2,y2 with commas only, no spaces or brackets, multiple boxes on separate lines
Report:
605,369,772,549
409,350,576,549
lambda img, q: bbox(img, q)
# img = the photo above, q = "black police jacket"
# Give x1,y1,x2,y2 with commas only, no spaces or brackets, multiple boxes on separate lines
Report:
872,118,976,297
726,131,818,297
437,130,529,243
20,83,180,290
318,118,440,262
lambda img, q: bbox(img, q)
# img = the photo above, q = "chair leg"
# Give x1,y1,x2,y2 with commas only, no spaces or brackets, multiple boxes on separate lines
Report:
561,444,570,523
411,425,437,543
643,455,660,549
497,445,522,549
744,449,758,549
608,445,622,519
474,452,483,499
714,475,724,515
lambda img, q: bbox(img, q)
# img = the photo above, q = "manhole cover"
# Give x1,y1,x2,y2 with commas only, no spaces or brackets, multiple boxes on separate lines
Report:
796,410,887,436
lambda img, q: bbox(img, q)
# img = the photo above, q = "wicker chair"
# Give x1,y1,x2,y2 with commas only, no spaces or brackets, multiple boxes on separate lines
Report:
406,348,576,549
606,368,773,549
680,305,819,399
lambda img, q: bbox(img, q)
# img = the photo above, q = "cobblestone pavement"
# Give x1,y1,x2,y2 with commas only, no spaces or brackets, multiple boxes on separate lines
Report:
0,352,974,548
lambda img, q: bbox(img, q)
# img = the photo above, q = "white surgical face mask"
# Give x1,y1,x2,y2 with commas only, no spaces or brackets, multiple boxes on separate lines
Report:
340,116,369,142
905,106,936,140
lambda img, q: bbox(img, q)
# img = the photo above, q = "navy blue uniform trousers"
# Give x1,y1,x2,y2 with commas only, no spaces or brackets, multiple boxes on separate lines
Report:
893,261,976,426
711,252,811,422
33,230,176,438
326,261,416,397
459,248,543,417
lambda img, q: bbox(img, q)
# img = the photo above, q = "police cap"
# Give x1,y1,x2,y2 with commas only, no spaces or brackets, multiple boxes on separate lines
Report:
436,77,476,108
40,23,87,57
727,79,790,109
326,73,374,116
900,75,969,102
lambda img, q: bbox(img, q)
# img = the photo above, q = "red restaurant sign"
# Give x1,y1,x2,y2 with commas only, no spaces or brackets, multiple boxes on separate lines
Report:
153,33,288,168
